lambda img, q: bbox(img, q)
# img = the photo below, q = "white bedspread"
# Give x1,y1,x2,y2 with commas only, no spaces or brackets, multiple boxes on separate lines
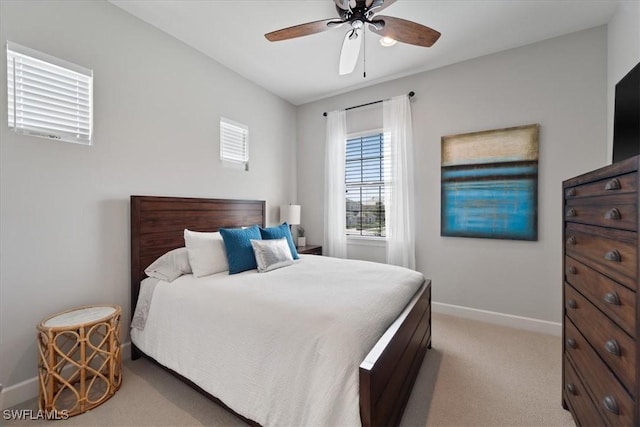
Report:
131,255,424,427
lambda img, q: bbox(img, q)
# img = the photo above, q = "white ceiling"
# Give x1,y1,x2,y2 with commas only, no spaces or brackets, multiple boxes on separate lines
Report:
110,0,619,106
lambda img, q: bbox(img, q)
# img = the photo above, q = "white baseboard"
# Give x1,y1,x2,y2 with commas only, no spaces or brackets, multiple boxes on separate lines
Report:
0,376,37,412
432,302,562,336
1,342,131,410
121,341,131,360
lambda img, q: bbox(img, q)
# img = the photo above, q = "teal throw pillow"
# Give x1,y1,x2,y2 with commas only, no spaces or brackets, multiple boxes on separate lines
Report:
259,222,299,260
219,225,262,274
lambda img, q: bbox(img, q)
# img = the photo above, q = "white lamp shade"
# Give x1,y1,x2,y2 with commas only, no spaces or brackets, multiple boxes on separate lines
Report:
280,205,301,225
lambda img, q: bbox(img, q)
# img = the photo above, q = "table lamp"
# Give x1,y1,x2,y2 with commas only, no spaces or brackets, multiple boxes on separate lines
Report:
280,205,301,228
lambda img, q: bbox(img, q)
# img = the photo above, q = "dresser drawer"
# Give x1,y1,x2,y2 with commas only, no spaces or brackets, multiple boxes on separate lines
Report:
564,355,604,427
565,172,638,199
565,284,636,395
565,194,638,231
565,223,638,290
565,318,635,426
565,256,636,337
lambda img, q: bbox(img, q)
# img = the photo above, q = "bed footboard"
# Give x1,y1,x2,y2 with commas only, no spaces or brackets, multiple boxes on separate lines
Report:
359,280,431,427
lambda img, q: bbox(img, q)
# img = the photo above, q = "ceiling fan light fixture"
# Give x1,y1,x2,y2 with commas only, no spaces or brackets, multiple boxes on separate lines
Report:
380,36,397,47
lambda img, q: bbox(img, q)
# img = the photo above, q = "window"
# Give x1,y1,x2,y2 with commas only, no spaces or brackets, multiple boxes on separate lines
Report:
345,132,386,237
220,117,249,171
7,42,93,145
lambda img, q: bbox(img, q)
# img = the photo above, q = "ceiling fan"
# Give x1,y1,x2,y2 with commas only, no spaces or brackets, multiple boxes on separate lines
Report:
265,0,441,76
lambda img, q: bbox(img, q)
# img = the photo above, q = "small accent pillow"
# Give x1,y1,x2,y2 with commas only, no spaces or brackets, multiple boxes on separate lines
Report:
144,247,192,282
251,238,294,273
259,222,299,260
219,225,262,274
184,229,229,277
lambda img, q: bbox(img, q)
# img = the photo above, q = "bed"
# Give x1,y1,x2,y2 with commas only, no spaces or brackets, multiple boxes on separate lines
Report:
130,195,431,426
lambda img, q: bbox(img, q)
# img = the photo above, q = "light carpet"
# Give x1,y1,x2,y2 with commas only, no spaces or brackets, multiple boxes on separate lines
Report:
6,312,575,426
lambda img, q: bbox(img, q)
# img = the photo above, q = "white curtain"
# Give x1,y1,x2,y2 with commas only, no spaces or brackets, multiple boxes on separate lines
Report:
324,110,347,258
383,95,416,269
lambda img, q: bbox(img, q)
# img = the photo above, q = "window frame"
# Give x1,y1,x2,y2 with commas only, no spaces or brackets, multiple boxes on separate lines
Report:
219,117,249,171
6,41,93,145
345,128,387,240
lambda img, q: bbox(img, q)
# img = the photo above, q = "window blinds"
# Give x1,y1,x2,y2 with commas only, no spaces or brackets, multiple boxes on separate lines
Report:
7,42,93,145
220,117,249,170
345,132,386,237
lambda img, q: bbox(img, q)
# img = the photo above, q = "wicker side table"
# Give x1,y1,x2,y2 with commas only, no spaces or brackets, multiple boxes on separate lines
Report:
37,305,122,417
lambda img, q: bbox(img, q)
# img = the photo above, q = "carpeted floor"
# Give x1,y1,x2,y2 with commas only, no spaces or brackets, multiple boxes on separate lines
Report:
6,313,575,426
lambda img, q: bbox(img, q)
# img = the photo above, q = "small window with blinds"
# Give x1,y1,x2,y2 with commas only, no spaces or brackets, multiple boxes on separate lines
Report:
346,132,386,237
6,42,93,145
220,117,249,171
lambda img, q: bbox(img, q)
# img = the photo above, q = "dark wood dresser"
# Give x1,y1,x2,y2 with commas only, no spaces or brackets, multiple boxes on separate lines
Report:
562,154,639,426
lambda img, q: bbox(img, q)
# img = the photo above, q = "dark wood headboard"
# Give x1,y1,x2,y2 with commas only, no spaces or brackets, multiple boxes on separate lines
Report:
130,196,266,318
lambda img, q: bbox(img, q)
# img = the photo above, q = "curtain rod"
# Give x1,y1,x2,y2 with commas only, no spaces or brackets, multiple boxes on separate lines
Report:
322,91,415,117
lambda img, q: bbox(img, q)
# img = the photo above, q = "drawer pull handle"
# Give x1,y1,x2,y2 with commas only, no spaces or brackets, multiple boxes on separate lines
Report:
566,383,576,395
566,208,577,218
567,266,577,275
605,339,621,357
604,208,621,220
566,338,576,349
566,188,576,197
604,249,621,262
604,292,620,306
566,299,577,309
604,178,621,191
566,236,576,245
602,396,619,415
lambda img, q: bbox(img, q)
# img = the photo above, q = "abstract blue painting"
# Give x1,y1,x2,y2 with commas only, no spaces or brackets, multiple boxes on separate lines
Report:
441,124,539,241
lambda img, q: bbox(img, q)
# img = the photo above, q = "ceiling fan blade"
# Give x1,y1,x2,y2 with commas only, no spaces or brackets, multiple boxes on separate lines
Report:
369,15,440,47
339,29,363,75
265,18,342,42
368,0,397,13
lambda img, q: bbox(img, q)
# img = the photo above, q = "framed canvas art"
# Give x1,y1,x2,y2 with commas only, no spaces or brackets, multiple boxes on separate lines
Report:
441,124,539,241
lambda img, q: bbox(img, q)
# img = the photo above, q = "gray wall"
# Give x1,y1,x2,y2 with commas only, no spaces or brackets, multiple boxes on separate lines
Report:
297,26,608,324
607,0,640,161
0,0,297,388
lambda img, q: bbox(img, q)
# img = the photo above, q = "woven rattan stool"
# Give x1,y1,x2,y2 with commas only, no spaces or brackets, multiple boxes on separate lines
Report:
37,305,122,417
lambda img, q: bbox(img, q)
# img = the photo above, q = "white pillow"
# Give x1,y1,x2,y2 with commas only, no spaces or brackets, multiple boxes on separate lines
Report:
144,247,192,282
184,229,229,277
250,237,294,273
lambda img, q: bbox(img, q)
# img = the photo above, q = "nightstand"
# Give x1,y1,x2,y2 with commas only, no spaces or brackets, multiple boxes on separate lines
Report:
37,305,122,417
297,245,322,255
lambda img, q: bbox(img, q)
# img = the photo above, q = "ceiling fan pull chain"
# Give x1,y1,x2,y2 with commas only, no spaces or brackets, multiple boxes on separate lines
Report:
363,27,367,78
